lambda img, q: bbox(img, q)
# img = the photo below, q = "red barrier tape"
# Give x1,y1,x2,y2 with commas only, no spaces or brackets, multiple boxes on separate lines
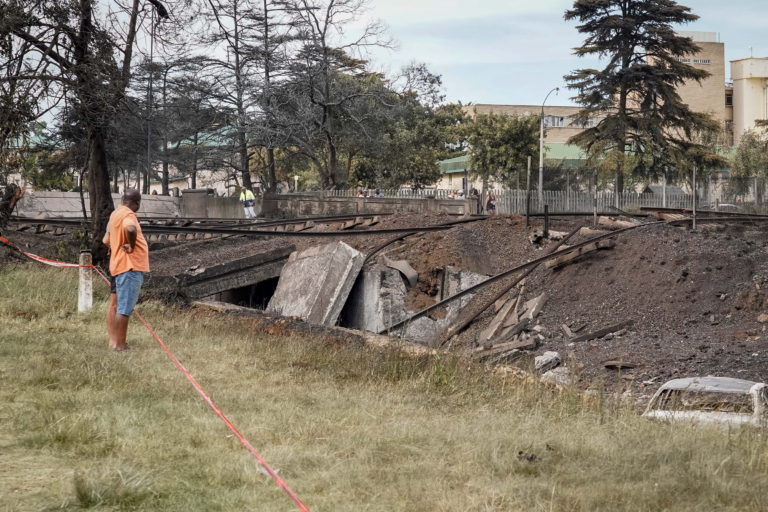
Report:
0,236,313,512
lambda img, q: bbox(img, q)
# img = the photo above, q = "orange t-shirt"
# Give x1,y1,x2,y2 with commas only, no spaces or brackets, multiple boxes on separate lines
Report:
107,205,150,276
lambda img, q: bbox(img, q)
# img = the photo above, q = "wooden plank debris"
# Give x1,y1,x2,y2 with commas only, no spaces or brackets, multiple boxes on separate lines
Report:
598,216,636,229
521,293,547,321
570,320,634,344
342,217,363,230
578,227,609,237
472,333,537,361
545,239,615,270
603,359,638,370
479,294,518,343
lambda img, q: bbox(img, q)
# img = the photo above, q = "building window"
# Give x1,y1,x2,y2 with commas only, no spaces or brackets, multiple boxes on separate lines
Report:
725,94,733,107
544,115,566,128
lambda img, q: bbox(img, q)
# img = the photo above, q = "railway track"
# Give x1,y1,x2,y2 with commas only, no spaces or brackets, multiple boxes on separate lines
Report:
7,212,460,241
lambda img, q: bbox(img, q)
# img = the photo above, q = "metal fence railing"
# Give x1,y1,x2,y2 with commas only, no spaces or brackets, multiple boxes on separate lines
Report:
493,190,694,215
285,188,699,214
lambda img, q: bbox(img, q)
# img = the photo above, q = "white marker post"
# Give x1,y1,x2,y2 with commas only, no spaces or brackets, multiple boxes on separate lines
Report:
78,250,93,313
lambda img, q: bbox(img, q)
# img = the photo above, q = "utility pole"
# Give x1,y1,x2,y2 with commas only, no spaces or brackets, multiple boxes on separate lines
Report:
526,155,532,227
539,87,559,208
692,165,697,231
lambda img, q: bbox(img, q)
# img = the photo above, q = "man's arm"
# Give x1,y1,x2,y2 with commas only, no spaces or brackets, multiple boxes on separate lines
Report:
102,231,110,246
121,224,138,254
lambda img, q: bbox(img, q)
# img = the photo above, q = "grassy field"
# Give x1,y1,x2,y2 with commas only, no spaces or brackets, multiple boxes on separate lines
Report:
1,264,767,511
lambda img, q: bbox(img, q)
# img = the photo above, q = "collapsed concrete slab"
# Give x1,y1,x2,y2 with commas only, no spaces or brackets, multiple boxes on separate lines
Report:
152,245,295,300
343,264,489,345
266,241,365,326
342,265,409,333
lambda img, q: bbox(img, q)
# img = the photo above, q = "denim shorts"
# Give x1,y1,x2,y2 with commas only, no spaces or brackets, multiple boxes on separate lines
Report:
114,271,144,315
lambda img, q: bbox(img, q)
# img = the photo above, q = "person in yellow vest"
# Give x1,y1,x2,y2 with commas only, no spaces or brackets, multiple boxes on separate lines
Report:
102,189,149,351
239,187,256,218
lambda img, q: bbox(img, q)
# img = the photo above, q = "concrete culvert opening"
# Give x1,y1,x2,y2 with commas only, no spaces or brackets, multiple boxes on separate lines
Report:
219,277,280,310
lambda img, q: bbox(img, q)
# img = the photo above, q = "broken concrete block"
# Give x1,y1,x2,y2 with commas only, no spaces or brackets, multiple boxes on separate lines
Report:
403,317,441,345
341,265,409,333
541,366,574,386
534,351,561,374
267,241,365,326
442,266,489,314
758,314,768,323
382,256,419,288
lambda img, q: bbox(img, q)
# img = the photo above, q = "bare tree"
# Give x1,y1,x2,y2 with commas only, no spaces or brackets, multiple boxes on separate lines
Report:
281,0,393,188
0,0,170,262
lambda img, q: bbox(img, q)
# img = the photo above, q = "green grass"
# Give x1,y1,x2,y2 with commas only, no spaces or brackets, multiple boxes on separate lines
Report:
1,264,767,511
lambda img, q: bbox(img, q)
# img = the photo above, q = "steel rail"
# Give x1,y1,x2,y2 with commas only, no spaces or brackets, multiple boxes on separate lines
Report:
138,224,456,237
378,220,666,335
435,224,584,347
9,212,391,227
363,216,490,264
640,207,768,219
666,216,768,224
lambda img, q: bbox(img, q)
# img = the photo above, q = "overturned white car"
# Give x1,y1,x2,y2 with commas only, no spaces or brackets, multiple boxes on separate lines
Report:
643,377,768,428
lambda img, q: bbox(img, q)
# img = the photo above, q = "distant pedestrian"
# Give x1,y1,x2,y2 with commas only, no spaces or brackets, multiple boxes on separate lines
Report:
486,191,497,215
239,187,256,218
102,189,149,352
470,188,482,213
357,190,365,198
374,188,384,198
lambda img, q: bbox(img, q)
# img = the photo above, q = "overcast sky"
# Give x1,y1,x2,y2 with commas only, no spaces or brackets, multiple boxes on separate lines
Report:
361,0,768,107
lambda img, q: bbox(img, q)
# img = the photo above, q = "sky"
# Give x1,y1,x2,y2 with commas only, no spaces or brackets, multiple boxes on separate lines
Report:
360,0,768,107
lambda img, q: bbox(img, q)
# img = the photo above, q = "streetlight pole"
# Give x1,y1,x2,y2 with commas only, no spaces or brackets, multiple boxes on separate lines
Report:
539,87,559,208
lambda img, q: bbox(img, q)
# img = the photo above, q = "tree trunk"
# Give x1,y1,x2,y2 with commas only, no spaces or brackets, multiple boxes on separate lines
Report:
191,133,199,189
87,129,115,265
239,132,252,190
0,184,23,233
143,160,150,195
266,147,276,193
162,141,169,196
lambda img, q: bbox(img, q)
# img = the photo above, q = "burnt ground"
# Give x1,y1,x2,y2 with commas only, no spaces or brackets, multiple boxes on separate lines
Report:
4,212,768,399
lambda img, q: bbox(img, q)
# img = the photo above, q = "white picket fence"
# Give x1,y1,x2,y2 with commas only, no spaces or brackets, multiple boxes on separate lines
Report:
294,188,696,214
323,188,454,199
491,190,694,214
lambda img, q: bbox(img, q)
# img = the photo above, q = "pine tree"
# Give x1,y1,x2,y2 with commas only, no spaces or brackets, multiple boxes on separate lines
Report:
564,0,719,195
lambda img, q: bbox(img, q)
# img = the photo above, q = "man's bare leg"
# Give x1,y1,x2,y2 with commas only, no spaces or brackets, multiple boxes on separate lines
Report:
107,293,118,349
113,313,130,351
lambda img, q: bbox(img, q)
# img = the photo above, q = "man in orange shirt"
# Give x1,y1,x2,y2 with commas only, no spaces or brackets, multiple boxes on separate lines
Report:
102,189,150,351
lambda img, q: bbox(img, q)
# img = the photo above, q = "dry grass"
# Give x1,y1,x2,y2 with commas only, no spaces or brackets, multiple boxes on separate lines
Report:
1,264,768,511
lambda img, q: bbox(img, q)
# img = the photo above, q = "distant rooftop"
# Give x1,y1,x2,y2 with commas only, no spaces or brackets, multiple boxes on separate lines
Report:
677,31,720,43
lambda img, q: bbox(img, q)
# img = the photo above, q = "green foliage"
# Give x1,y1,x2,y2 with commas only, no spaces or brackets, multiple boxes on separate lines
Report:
565,0,721,191
729,130,768,197
352,101,469,189
467,112,539,188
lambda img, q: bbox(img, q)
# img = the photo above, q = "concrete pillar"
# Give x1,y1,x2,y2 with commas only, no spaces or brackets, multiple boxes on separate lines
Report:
78,251,93,313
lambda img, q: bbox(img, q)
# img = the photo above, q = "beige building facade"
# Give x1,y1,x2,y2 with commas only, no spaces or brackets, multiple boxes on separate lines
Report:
675,32,728,128
469,32,766,149
731,57,768,144
465,104,590,144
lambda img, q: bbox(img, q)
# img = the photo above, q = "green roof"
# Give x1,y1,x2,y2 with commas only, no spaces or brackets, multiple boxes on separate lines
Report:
439,144,589,174
439,154,471,173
